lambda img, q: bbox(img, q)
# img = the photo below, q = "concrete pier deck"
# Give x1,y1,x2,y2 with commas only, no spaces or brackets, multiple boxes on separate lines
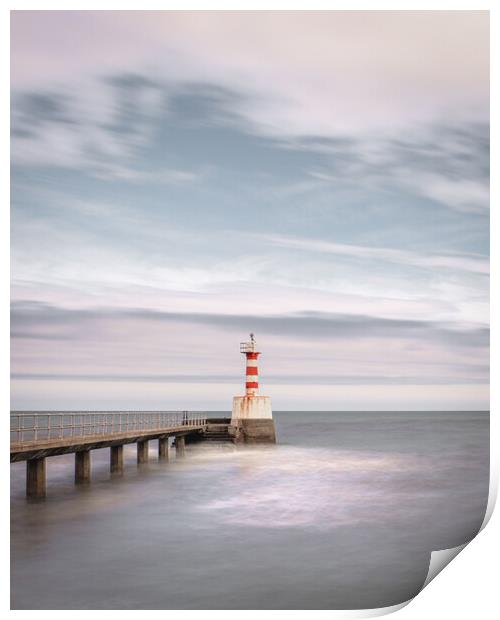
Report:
10,426,204,462
10,412,207,498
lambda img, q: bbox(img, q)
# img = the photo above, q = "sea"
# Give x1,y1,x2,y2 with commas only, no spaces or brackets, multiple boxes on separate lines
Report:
10,411,489,610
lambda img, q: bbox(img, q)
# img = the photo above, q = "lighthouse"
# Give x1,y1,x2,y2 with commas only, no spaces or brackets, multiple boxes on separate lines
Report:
231,334,276,443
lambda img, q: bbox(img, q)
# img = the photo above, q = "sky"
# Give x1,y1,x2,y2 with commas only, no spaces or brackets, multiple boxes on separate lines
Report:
10,11,489,411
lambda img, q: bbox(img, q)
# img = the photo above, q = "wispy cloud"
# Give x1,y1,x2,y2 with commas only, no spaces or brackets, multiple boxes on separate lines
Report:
11,12,489,135
304,123,489,214
11,372,489,386
11,301,489,348
411,175,489,214
11,77,166,175
258,233,489,275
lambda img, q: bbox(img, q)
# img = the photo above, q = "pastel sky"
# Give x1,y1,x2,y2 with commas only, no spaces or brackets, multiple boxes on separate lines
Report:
10,11,489,410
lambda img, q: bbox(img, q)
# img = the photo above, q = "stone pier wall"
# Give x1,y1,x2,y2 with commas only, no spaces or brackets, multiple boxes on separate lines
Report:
230,418,276,444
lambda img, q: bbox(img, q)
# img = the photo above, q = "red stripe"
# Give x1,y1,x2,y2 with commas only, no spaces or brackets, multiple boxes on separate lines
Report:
246,352,260,360
246,366,258,375
246,382,259,388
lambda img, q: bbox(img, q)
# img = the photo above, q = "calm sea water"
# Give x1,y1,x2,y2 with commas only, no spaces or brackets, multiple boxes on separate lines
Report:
11,411,489,610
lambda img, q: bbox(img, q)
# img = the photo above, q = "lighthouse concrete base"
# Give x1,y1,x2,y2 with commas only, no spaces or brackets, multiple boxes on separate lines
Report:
232,395,272,420
230,396,276,444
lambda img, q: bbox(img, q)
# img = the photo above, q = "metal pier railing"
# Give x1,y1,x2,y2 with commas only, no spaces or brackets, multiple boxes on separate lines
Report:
10,411,207,445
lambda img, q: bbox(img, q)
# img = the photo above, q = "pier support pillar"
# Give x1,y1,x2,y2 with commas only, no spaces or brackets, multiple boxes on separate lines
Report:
75,450,91,485
176,435,186,458
110,445,124,476
137,440,149,465
26,458,46,499
159,437,169,462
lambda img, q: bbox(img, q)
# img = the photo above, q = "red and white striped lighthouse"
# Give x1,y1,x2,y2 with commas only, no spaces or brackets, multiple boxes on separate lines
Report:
242,333,260,396
231,334,274,434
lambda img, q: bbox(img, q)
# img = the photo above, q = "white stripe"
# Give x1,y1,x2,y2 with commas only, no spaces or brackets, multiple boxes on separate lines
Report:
246,376,259,382
246,360,258,367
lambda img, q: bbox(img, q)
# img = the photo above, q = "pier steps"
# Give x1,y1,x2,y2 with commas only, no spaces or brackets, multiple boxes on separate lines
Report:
203,422,233,443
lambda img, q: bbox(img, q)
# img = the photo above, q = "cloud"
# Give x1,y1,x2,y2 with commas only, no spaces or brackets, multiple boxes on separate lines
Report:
11,11,489,136
10,178,489,331
413,175,489,214
11,76,170,175
303,123,490,214
11,301,489,348
9,79,284,177
11,70,489,222
10,372,488,386
258,233,489,275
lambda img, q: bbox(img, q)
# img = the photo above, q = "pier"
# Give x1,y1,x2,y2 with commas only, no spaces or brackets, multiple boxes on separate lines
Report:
10,335,276,499
10,412,209,498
